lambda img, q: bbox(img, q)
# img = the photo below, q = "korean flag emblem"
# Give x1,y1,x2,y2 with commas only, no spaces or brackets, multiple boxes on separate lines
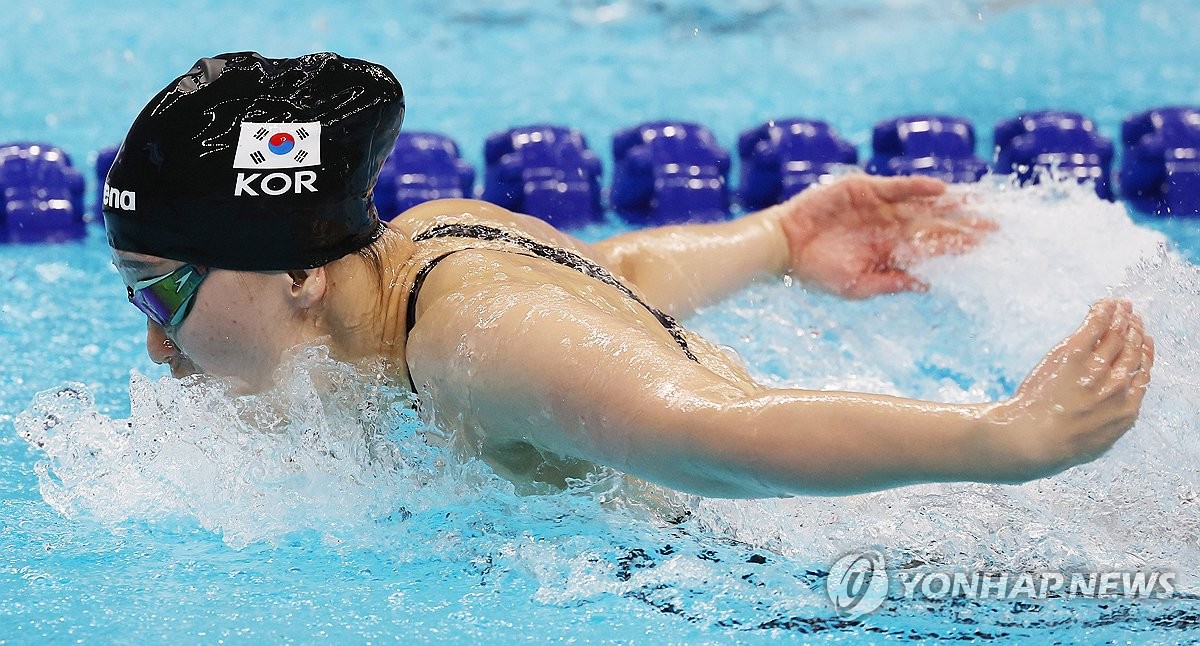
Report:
233,122,322,169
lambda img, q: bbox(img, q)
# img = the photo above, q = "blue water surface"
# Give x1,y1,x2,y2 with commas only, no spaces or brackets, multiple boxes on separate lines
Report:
2,1,1200,642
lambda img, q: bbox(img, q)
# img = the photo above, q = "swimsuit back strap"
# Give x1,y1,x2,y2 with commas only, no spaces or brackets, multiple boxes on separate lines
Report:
404,248,484,393
406,249,465,337
403,223,701,393
412,223,699,362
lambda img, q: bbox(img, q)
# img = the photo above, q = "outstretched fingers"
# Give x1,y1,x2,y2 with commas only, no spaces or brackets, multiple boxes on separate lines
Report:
1132,335,1155,391
870,175,948,202
1105,313,1142,382
891,193,996,258
1091,300,1131,367
1008,299,1153,476
896,192,978,220
1066,299,1121,360
906,218,993,256
1101,310,1151,398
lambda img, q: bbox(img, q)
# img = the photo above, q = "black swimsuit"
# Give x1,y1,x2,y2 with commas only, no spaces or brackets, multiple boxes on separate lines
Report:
403,223,699,390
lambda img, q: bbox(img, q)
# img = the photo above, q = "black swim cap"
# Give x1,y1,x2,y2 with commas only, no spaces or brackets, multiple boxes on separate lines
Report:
103,52,404,270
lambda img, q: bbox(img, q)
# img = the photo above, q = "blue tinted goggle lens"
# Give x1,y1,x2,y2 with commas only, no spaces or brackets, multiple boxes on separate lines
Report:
126,264,208,328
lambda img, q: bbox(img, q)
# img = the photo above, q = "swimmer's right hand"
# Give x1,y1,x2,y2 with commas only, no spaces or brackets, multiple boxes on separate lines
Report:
777,175,995,299
982,298,1154,481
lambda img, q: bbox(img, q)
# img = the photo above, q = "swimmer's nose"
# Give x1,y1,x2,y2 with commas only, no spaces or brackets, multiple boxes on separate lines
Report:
145,321,178,366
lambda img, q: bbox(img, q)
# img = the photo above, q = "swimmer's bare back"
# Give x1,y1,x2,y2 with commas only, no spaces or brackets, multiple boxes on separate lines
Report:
385,199,763,485
383,177,1153,497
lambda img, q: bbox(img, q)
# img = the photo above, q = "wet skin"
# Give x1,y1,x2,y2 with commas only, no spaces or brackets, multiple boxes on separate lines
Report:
112,175,1154,497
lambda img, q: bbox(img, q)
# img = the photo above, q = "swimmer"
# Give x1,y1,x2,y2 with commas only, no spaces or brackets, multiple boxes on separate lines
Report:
104,52,1154,498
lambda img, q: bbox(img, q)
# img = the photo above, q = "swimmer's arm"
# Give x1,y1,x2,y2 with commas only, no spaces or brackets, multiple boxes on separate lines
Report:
594,175,993,317
591,206,790,319
408,273,1149,497
408,282,998,497
392,198,768,317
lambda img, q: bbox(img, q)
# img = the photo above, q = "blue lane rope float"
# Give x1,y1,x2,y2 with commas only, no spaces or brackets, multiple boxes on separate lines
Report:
737,118,858,212
375,132,476,220
1120,107,1200,216
993,111,1114,200
866,114,989,183
610,121,731,225
11,105,1199,243
0,142,86,243
481,124,604,229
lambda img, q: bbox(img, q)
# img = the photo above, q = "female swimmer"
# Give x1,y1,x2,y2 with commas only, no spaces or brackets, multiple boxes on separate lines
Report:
103,52,1153,497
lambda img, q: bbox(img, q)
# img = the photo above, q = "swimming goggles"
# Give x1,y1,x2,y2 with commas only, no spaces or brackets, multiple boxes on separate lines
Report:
126,264,209,328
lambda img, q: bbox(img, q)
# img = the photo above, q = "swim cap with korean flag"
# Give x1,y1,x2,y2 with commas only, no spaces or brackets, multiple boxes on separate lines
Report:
103,52,405,270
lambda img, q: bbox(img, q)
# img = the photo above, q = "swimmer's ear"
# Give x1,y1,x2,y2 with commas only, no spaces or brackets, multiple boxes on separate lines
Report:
286,268,326,308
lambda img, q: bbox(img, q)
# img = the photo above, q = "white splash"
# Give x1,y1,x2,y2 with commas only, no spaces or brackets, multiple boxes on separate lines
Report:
687,176,1200,592
13,178,1200,603
14,346,482,549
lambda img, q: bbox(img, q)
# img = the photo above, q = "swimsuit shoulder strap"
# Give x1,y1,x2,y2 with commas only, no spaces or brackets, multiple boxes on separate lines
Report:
405,249,466,337
403,222,699,392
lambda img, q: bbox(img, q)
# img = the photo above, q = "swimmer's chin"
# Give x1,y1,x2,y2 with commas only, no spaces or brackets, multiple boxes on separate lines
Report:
167,362,260,395
168,360,200,379
170,365,197,380
168,340,336,395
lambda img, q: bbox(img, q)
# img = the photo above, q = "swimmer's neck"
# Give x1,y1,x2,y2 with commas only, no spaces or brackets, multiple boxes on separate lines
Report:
318,224,415,371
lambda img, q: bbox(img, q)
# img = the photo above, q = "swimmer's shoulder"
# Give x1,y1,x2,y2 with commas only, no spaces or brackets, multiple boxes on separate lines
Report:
386,198,603,262
386,198,516,235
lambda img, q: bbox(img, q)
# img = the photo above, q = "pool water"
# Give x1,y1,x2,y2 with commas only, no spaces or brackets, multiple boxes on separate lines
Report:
2,1,1199,642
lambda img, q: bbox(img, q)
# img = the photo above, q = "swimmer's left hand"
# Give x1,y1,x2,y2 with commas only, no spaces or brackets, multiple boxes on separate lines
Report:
776,175,995,299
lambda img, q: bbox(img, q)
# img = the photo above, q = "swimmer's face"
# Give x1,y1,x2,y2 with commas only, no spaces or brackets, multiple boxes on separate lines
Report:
112,250,308,392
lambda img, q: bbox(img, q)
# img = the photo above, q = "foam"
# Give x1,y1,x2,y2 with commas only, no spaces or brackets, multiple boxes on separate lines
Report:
17,347,448,549
686,176,1199,591
14,178,1200,602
